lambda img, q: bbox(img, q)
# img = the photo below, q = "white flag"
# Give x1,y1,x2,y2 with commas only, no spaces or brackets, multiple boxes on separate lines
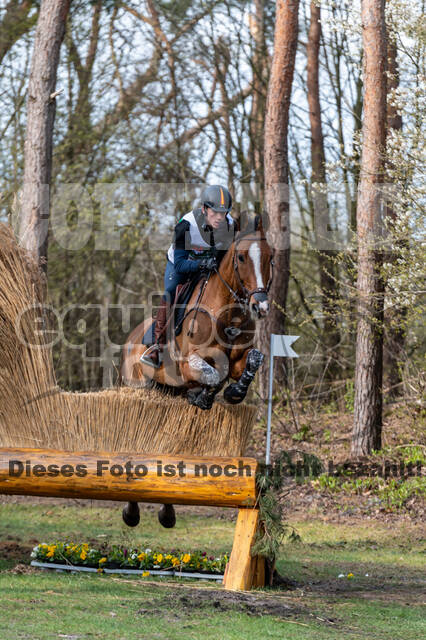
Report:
271,334,299,358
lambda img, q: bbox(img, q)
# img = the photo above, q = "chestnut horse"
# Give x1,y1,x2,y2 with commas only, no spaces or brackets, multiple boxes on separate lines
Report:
118,215,273,527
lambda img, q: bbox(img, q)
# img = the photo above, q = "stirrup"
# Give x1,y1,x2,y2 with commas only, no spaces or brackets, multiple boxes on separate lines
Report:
140,344,163,369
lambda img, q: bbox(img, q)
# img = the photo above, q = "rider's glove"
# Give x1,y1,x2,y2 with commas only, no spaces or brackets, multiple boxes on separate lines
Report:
199,256,217,273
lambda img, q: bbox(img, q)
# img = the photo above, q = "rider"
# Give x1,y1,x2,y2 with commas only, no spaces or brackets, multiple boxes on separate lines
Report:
143,185,235,367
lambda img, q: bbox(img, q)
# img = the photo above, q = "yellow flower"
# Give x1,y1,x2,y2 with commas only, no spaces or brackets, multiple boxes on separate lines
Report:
172,557,180,567
137,552,145,561
156,553,163,563
99,557,107,564
347,573,354,579
80,551,87,560
97,567,104,573
46,550,54,558
165,554,172,560
142,571,150,577
182,554,191,564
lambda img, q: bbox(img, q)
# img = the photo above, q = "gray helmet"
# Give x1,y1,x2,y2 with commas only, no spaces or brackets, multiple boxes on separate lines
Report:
201,185,232,214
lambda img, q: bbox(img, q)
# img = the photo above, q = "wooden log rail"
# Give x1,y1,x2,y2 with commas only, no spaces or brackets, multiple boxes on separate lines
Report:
0,448,257,506
0,448,264,590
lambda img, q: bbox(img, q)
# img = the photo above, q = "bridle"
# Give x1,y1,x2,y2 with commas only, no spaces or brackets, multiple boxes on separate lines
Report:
215,232,274,309
182,231,274,339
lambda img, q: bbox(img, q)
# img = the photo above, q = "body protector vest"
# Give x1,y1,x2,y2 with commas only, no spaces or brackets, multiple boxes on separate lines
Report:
167,208,235,264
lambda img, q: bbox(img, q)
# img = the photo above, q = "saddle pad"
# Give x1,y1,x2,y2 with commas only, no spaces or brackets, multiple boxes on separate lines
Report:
141,276,204,345
174,276,203,337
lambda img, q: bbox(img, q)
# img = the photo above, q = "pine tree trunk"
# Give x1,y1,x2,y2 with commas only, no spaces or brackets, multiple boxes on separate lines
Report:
352,0,387,457
17,0,70,271
258,0,299,399
307,1,340,377
383,26,405,397
248,0,267,191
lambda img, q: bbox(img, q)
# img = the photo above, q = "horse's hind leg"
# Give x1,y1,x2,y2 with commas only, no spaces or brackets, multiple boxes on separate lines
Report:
122,501,140,527
158,504,176,528
182,351,228,410
224,348,264,404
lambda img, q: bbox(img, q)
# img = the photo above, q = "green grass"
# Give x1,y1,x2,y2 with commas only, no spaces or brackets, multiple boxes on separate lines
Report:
313,474,426,510
278,519,425,581
0,501,425,639
0,572,344,640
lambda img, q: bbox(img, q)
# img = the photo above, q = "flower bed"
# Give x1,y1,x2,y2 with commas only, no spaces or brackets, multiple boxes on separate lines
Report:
30,543,228,578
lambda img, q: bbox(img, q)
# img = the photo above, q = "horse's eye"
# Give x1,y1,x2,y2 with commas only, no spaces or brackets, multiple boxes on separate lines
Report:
238,254,244,262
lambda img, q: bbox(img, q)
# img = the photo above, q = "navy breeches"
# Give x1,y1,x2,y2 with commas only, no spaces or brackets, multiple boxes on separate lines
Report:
163,259,189,303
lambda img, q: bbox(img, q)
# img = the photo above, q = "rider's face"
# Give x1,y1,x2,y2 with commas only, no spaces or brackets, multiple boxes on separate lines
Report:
204,206,227,229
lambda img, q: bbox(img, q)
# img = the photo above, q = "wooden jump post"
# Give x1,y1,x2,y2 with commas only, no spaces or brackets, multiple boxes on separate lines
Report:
0,448,264,590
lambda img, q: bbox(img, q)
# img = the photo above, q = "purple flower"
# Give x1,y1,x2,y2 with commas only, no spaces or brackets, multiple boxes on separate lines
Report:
123,549,127,557
202,552,207,557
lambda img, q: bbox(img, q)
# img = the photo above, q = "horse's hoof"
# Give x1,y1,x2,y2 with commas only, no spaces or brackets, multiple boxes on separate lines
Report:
187,388,214,410
187,387,202,405
223,383,245,404
158,504,176,528
122,501,140,527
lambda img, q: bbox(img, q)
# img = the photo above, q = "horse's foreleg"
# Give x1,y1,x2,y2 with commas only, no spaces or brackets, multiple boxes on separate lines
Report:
181,352,228,410
187,382,225,410
224,348,264,404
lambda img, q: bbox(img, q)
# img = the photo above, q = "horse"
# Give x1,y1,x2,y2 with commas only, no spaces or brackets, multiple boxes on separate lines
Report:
118,213,273,527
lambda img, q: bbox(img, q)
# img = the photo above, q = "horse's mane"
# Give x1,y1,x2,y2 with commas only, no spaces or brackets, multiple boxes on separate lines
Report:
218,214,269,266
232,213,266,243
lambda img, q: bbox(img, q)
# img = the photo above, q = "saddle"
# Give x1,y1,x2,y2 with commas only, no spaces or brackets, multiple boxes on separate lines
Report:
141,275,204,346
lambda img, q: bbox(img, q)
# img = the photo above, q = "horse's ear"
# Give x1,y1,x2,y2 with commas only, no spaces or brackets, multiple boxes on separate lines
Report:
233,214,241,233
234,210,249,233
254,214,263,233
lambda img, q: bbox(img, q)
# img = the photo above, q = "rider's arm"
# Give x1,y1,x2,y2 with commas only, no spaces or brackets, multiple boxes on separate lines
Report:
172,220,200,275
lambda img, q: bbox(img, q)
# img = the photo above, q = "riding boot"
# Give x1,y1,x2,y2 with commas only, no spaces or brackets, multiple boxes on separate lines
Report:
143,298,170,366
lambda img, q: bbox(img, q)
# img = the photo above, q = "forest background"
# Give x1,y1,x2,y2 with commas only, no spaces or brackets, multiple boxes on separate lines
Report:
0,0,424,457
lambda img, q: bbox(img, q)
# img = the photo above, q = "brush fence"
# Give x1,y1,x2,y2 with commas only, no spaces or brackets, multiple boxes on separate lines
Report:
0,447,265,591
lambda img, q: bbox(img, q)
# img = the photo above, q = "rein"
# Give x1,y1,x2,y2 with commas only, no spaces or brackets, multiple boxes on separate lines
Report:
186,273,211,338
177,233,274,338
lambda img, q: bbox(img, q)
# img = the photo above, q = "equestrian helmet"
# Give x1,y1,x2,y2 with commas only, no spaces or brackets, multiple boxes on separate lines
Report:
201,185,232,214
